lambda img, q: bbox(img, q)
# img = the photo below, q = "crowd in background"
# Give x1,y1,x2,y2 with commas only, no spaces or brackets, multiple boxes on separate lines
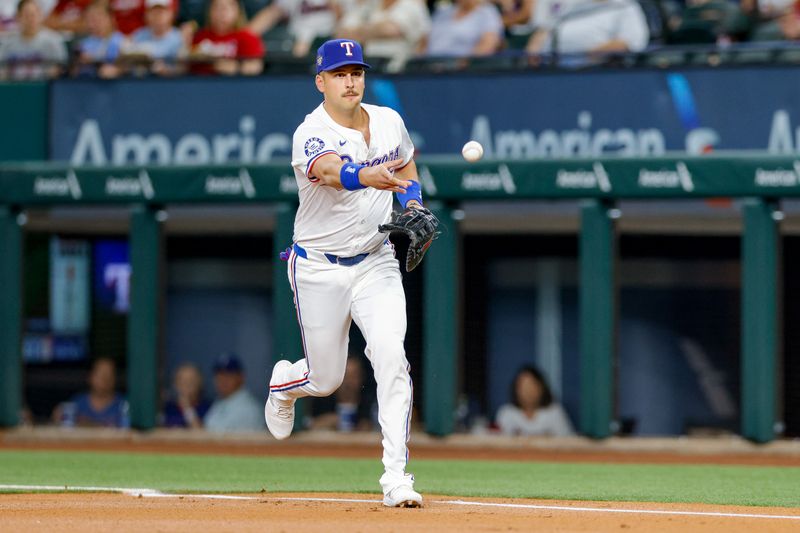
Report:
27,352,575,437
1,0,799,79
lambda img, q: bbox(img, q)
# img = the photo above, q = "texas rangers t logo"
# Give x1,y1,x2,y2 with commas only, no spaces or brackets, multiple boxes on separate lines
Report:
340,41,355,56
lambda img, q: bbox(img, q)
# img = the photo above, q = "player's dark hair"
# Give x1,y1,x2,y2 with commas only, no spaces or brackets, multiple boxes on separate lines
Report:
510,365,553,409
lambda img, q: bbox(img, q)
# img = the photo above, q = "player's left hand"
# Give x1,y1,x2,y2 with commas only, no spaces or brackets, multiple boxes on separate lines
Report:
378,206,440,272
358,158,411,193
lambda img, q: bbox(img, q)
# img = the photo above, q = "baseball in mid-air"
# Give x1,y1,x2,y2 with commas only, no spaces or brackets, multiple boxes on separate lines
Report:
461,140,484,162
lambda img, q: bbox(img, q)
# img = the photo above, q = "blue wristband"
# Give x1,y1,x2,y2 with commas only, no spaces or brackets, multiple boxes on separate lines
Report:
396,180,422,208
340,162,367,191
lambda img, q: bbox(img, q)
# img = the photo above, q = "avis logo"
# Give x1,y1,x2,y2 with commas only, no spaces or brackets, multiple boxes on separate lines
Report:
754,162,800,187
205,168,256,197
638,162,694,192
556,163,612,192
461,164,516,193
105,169,155,198
34,169,82,199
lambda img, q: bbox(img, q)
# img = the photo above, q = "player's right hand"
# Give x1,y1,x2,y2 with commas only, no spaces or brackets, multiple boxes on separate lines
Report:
357,158,411,193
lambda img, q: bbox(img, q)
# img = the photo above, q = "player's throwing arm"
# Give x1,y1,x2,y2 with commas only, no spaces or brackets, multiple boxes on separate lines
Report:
311,155,412,193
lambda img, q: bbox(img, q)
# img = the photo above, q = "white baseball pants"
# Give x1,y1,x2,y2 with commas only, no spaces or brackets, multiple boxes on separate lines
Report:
272,242,415,493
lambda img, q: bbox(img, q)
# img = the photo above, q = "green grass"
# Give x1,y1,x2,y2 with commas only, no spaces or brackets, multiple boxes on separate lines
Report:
0,450,798,508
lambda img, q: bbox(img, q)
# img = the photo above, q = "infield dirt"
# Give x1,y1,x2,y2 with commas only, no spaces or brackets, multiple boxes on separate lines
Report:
2,492,800,533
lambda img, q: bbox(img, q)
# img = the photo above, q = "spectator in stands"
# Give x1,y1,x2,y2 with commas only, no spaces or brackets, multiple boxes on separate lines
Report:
161,363,211,428
421,0,504,57
51,357,130,428
190,0,264,75
45,0,91,33
750,0,800,40
108,0,146,35
741,0,794,20
493,0,575,32
123,0,184,75
495,365,574,436
247,0,338,58
335,0,431,72
308,356,376,431
108,0,152,36
525,0,649,56
0,0,68,80
204,353,264,432
74,0,125,77
779,0,800,38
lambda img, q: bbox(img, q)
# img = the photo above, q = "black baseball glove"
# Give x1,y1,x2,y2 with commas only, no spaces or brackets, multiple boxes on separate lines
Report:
378,206,440,272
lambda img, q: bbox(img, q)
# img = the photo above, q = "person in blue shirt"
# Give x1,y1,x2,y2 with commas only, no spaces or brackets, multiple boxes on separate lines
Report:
161,363,212,428
53,357,130,428
126,0,186,76
204,353,264,433
75,0,125,77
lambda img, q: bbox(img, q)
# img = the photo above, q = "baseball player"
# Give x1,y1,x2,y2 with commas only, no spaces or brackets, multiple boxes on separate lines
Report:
264,39,438,508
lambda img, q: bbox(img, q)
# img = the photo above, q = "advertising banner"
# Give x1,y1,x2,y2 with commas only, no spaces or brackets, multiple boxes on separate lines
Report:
50,68,800,165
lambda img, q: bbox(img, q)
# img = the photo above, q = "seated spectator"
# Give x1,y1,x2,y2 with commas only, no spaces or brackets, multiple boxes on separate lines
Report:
204,353,264,433
161,363,211,428
495,365,574,437
526,0,649,55
335,0,430,72
308,356,376,432
422,0,504,57
190,0,264,75
123,0,184,75
0,0,68,80
45,0,91,33
52,357,130,428
248,0,338,58
73,0,125,77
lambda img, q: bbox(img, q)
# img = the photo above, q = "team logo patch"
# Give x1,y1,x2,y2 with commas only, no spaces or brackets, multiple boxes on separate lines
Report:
316,55,323,66
304,137,325,157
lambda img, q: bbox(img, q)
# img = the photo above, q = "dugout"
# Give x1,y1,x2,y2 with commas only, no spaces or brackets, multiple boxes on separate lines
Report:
0,156,796,443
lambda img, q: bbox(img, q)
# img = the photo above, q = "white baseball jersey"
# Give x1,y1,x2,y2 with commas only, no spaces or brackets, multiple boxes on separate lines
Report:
290,102,415,256
270,99,418,498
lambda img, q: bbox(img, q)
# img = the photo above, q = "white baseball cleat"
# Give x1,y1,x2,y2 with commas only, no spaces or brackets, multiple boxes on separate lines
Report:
383,485,423,508
265,360,296,440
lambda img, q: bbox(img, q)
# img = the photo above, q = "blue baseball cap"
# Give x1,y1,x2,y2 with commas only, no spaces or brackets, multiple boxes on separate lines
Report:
316,39,371,74
213,352,243,373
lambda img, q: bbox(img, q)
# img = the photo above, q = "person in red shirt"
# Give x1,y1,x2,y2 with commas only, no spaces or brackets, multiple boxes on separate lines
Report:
108,0,145,34
190,0,264,75
45,0,93,33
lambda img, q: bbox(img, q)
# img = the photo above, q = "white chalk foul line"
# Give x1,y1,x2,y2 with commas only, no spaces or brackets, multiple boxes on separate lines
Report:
0,484,161,496
442,499,800,521
270,497,800,521
3,485,799,521
0,484,256,500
